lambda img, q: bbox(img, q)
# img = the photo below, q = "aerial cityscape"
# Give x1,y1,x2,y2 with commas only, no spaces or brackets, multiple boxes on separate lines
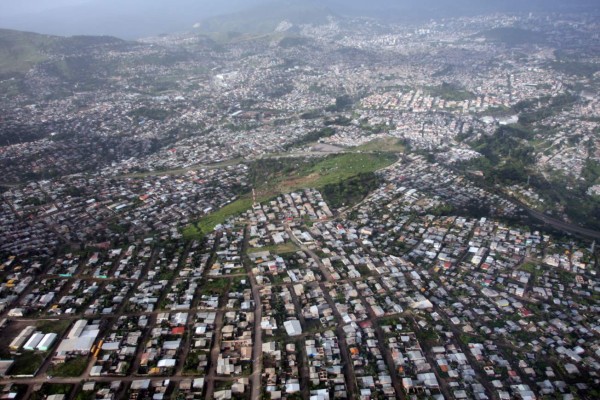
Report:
0,1,599,399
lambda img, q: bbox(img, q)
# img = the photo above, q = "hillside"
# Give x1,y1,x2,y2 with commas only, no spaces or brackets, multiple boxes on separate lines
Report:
324,0,600,20
0,29,57,78
0,29,128,79
479,27,548,47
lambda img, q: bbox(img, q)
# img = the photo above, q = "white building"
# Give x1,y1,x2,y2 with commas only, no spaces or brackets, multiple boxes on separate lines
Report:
283,320,302,336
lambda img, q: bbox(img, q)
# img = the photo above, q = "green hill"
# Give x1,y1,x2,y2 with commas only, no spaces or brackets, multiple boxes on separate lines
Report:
0,29,57,78
0,29,128,79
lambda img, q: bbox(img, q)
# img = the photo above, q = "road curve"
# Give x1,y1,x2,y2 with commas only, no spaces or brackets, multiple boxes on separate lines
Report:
523,206,600,240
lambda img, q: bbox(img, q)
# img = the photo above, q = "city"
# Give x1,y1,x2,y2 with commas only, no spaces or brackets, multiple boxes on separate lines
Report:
0,2,599,399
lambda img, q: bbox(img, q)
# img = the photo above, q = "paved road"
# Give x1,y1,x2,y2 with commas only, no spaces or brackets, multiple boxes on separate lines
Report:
203,310,225,399
286,224,358,398
358,295,405,400
318,285,358,399
0,374,207,386
452,165,600,241
243,225,264,400
288,288,311,400
524,206,600,240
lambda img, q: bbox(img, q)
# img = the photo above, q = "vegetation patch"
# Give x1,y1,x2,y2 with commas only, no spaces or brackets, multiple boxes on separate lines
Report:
549,60,600,77
36,319,72,335
200,278,230,295
320,172,383,209
469,124,536,180
187,153,396,237
0,29,52,78
74,390,96,400
182,224,204,241
285,127,335,148
49,356,89,377
240,153,393,200
8,352,45,376
183,350,207,375
301,153,396,188
196,197,254,234
426,82,476,102
30,384,74,400
520,262,540,277
247,242,299,255
351,137,406,154
326,95,355,112
514,93,578,126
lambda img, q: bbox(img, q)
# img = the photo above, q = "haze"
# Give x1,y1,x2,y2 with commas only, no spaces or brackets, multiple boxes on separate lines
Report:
0,0,269,39
0,0,598,39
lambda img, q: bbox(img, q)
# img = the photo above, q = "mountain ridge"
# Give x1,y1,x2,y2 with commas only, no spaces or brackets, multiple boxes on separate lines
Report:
0,28,128,79
2,0,598,39
195,1,336,35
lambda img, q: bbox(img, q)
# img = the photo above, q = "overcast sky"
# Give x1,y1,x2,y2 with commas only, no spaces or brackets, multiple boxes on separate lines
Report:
2,0,81,12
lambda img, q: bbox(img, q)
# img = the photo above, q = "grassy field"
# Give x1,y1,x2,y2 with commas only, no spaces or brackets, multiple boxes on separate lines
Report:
248,242,299,255
425,82,476,102
274,153,397,192
197,197,254,234
183,196,254,240
312,153,395,185
185,152,397,237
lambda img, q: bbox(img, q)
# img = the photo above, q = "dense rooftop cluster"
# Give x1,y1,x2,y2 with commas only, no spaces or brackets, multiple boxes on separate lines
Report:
0,7,599,400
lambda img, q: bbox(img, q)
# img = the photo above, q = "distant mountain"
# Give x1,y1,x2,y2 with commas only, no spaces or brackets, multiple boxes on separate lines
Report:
324,0,600,20
0,0,270,39
0,0,598,39
196,1,334,35
195,0,600,36
0,28,128,79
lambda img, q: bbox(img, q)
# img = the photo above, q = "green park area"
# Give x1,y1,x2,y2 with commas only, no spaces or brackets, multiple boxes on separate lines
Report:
184,152,397,238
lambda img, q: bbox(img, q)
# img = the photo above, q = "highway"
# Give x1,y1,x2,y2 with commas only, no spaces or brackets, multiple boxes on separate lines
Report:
523,206,600,240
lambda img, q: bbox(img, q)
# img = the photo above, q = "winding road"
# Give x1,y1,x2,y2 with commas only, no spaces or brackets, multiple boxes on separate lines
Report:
523,206,600,240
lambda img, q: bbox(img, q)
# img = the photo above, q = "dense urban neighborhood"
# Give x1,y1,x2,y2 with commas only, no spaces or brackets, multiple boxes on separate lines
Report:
0,3,599,400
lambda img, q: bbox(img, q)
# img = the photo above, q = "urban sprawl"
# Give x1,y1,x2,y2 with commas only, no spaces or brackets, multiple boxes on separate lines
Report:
0,9,599,400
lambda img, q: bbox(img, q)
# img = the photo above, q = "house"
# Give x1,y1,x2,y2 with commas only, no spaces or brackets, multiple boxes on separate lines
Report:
284,320,302,336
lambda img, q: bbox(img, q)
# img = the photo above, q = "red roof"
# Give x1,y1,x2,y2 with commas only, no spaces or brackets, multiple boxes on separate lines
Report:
519,308,533,317
171,327,185,335
359,320,373,329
